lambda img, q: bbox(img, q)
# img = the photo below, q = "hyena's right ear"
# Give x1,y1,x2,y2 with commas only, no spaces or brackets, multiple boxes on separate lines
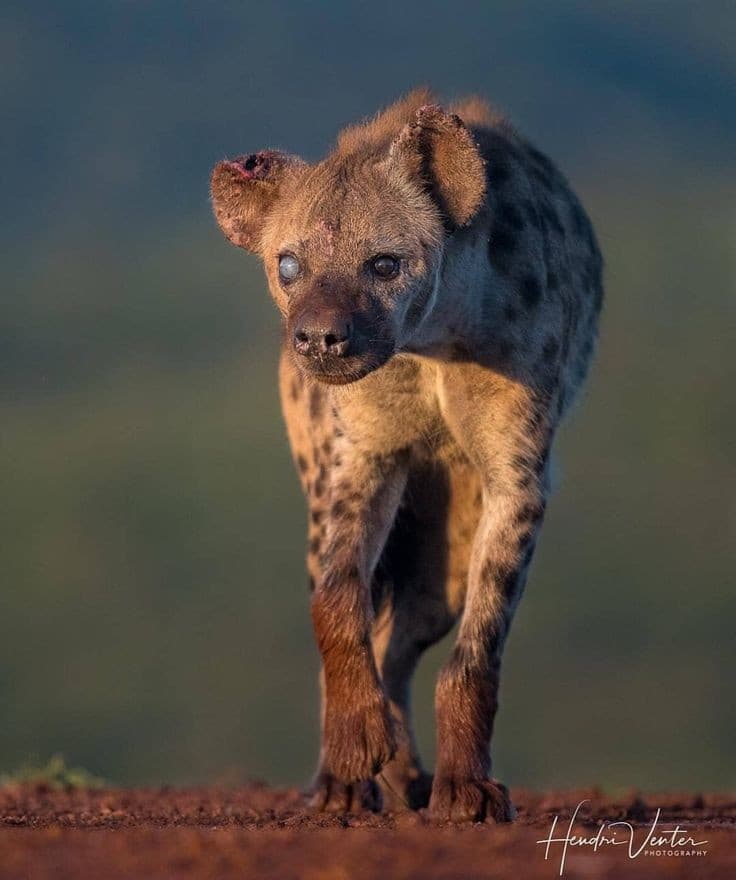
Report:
210,151,305,253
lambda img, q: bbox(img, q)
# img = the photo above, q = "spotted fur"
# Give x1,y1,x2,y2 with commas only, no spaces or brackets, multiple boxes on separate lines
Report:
211,89,603,822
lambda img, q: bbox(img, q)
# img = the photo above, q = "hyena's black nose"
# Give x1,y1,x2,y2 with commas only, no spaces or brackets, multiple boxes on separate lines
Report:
293,311,352,358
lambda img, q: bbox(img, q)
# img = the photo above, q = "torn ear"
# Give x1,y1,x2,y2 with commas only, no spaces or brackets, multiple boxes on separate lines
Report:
210,150,304,252
390,105,486,228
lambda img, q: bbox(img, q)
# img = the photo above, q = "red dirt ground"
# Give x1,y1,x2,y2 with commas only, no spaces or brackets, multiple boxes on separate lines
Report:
1,784,734,879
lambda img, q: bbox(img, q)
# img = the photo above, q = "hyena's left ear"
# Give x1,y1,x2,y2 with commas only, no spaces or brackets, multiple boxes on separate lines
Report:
389,105,486,228
210,151,305,253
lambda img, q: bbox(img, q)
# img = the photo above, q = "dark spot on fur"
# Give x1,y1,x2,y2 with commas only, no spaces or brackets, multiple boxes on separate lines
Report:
309,536,321,555
310,509,323,525
516,501,545,525
309,385,323,419
518,528,534,551
290,379,300,401
517,473,532,490
490,158,511,186
542,336,559,362
530,164,553,190
331,499,347,518
521,274,542,308
313,478,324,499
452,341,472,361
481,559,518,597
498,201,525,232
321,438,332,456
522,198,541,229
498,340,514,361
489,224,518,275
502,566,519,597
491,225,518,255
296,454,308,473
540,203,565,237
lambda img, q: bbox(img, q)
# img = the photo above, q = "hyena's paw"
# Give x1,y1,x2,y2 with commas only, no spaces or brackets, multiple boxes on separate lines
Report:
323,695,396,782
306,771,382,813
429,777,515,824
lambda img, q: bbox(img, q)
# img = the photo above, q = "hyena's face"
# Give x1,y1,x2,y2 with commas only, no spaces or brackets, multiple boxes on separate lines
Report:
260,160,446,385
210,103,486,384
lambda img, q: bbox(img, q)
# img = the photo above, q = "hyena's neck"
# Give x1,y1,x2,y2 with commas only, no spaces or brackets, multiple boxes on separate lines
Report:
403,225,491,356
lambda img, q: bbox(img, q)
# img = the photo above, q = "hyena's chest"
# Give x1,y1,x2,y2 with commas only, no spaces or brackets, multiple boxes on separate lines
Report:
332,356,465,466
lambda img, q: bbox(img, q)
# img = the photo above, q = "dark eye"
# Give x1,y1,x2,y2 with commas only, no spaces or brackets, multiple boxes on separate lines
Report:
371,254,400,280
278,254,300,284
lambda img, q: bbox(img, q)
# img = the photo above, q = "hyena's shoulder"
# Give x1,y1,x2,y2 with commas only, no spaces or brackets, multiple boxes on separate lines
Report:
460,118,604,414
472,120,602,299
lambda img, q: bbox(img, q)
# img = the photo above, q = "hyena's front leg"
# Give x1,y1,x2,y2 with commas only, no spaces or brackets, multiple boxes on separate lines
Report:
429,372,552,823
309,446,408,803
430,473,547,823
308,666,382,812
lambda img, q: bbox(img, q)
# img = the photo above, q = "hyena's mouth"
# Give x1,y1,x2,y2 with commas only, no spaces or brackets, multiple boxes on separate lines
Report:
298,351,394,385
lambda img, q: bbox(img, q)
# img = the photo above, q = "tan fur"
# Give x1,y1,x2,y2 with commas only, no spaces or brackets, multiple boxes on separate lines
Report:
336,87,435,155
211,89,603,821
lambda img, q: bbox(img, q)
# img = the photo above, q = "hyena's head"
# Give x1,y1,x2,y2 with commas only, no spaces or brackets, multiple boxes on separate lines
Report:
210,92,486,384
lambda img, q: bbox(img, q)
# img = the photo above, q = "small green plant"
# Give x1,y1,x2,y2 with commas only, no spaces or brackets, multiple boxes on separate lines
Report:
0,754,106,790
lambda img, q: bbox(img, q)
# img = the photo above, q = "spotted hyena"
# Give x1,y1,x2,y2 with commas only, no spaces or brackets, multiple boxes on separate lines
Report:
210,89,602,822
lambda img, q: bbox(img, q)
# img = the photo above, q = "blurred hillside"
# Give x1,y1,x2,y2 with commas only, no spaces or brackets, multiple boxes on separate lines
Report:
1,1,734,789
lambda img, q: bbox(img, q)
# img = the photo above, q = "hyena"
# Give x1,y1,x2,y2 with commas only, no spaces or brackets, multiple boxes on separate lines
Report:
210,89,602,822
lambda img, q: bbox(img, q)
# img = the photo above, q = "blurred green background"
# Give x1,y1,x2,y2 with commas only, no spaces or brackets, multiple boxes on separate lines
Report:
1,2,734,791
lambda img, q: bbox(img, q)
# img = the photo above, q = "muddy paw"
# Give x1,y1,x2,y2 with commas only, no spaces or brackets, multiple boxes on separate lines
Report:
429,777,515,824
322,696,396,782
306,771,382,813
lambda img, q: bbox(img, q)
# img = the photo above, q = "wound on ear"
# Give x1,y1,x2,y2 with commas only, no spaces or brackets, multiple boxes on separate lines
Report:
226,151,279,181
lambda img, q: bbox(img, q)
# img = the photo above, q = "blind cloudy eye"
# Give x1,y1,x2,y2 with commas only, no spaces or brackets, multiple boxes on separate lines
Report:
372,255,400,279
278,254,300,283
